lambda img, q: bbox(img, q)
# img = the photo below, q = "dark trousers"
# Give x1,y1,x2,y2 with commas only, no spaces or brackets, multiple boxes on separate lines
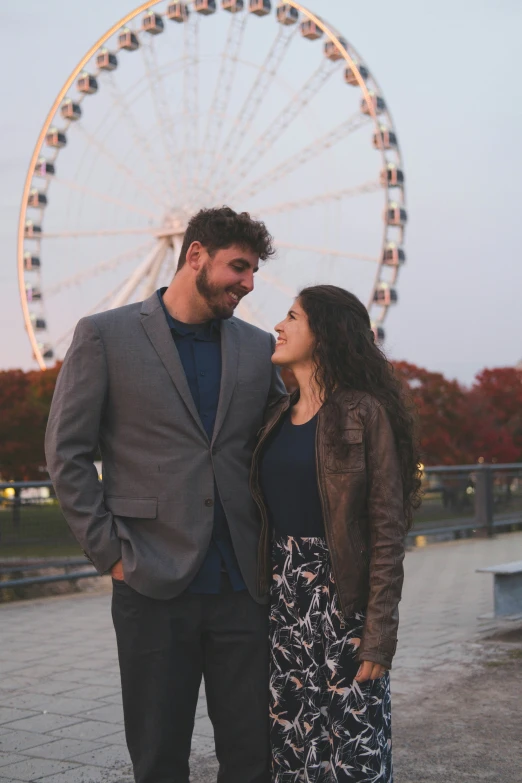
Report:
111,577,270,783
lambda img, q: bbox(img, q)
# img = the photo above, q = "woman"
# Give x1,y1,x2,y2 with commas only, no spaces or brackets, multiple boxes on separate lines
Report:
250,285,421,782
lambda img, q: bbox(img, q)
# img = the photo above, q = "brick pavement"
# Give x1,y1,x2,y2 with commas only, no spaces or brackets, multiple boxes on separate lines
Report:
0,531,521,782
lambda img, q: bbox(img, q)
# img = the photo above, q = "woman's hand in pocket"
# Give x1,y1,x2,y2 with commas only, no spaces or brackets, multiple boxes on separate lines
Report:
355,660,387,683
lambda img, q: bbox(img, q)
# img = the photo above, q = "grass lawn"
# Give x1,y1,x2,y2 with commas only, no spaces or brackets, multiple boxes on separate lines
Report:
0,503,82,560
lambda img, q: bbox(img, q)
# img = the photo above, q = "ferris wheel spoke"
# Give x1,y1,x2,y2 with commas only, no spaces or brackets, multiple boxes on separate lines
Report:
196,13,248,193
140,40,180,201
232,113,370,202
236,299,267,330
46,240,154,297
41,227,157,239
222,60,341,198
257,180,381,215
156,246,175,285
53,279,129,350
257,268,296,298
139,239,170,299
276,241,378,263
109,241,166,310
202,25,297,193
52,176,157,220
183,15,200,203
104,74,171,204
75,123,166,209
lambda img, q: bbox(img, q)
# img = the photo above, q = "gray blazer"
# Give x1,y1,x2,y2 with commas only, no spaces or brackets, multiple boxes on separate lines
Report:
45,291,285,601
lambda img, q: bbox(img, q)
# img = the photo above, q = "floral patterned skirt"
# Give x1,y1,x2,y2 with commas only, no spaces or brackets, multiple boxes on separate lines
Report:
269,535,392,783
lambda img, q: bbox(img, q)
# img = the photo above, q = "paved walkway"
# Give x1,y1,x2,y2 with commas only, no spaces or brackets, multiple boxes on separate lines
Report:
0,532,521,782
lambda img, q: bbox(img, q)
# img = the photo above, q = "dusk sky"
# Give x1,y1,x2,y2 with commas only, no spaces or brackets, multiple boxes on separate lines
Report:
1,0,520,383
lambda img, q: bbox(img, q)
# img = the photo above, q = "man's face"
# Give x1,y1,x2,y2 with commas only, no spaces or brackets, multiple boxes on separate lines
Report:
196,244,259,320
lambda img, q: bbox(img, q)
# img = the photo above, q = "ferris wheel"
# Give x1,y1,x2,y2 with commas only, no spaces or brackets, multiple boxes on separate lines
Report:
18,0,407,370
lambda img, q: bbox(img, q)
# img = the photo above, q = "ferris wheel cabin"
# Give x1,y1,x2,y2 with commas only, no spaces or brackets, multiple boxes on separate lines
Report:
26,285,42,302
373,284,397,306
373,126,397,150
371,324,385,343
324,38,347,61
386,202,407,227
24,221,42,239
118,29,139,51
142,11,165,33
344,64,369,85
195,0,216,14
30,315,47,331
249,0,271,17
222,0,244,11
24,252,40,271
382,243,405,266
167,2,190,21
77,73,98,94
34,158,55,177
300,20,323,40
46,128,66,148
277,4,299,24
38,343,54,360
97,49,118,70
361,92,386,116
381,164,404,188
28,189,47,209
61,100,82,121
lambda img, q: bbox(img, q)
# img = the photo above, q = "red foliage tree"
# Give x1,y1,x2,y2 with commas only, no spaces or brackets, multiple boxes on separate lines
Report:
0,365,61,481
469,368,522,463
393,361,475,465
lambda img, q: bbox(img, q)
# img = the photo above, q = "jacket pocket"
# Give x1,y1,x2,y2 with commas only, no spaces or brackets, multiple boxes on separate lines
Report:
325,429,364,473
105,496,158,519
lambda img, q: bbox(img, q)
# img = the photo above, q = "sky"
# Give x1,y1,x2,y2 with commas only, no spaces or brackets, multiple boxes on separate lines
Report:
1,0,521,384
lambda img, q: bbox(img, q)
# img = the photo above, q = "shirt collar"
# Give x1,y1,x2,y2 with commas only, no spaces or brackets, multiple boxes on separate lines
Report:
157,288,221,340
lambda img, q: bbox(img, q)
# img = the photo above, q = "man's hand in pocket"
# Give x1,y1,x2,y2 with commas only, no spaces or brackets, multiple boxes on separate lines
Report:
111,559,125,582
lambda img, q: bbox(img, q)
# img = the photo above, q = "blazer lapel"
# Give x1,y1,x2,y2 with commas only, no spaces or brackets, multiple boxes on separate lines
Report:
140,295,208,440
212,318,239,445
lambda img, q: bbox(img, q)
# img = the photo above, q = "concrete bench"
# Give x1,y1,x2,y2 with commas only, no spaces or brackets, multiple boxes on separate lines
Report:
477,560,522,617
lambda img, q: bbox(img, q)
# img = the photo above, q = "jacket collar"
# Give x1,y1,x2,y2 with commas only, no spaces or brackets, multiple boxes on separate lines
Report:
260,387,366,440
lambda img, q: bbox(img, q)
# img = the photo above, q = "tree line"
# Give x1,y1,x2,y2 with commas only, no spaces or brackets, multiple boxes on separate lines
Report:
1,362,521,482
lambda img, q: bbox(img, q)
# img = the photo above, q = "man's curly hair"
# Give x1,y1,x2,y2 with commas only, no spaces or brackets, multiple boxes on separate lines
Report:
177,206,275,269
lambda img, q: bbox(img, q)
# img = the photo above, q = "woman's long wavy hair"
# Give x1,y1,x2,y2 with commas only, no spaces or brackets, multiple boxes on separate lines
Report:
298,285,422,528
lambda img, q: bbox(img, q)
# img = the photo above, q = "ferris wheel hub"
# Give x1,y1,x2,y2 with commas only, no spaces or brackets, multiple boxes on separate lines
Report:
157,214,187,243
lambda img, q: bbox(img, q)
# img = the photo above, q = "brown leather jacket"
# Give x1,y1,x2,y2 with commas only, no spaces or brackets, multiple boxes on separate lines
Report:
250,389,406,670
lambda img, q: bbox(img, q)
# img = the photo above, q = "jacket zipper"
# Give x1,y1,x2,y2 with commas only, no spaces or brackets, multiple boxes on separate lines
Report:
315,409,347,626
251,397,292,595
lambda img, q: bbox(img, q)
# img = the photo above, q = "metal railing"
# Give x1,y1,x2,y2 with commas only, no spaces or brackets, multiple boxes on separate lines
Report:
1,464,522,587
409,463,522,544
0,480,95,590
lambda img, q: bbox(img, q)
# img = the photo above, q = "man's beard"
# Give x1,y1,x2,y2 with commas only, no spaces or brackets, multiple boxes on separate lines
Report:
196,264,239,320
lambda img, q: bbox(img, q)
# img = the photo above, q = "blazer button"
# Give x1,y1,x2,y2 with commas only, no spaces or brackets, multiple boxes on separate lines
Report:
205,498,214,507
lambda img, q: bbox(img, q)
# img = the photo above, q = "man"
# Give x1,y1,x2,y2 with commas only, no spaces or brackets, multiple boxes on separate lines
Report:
45,206,286,783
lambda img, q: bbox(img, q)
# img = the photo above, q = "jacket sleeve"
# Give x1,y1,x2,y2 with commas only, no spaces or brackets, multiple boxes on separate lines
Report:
358,401,406,669
44,317,122,574
267,334,287,408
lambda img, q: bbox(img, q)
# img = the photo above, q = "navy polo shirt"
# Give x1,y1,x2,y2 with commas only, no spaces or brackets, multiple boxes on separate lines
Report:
157,288,246,594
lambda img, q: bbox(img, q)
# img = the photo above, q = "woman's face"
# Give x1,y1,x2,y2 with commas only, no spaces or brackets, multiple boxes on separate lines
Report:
272,299,316,367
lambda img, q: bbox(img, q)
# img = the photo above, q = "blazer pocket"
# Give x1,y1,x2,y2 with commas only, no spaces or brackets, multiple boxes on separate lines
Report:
105,496,158,519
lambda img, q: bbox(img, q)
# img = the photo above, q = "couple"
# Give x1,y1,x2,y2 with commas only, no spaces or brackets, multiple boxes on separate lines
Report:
45,206,420,783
